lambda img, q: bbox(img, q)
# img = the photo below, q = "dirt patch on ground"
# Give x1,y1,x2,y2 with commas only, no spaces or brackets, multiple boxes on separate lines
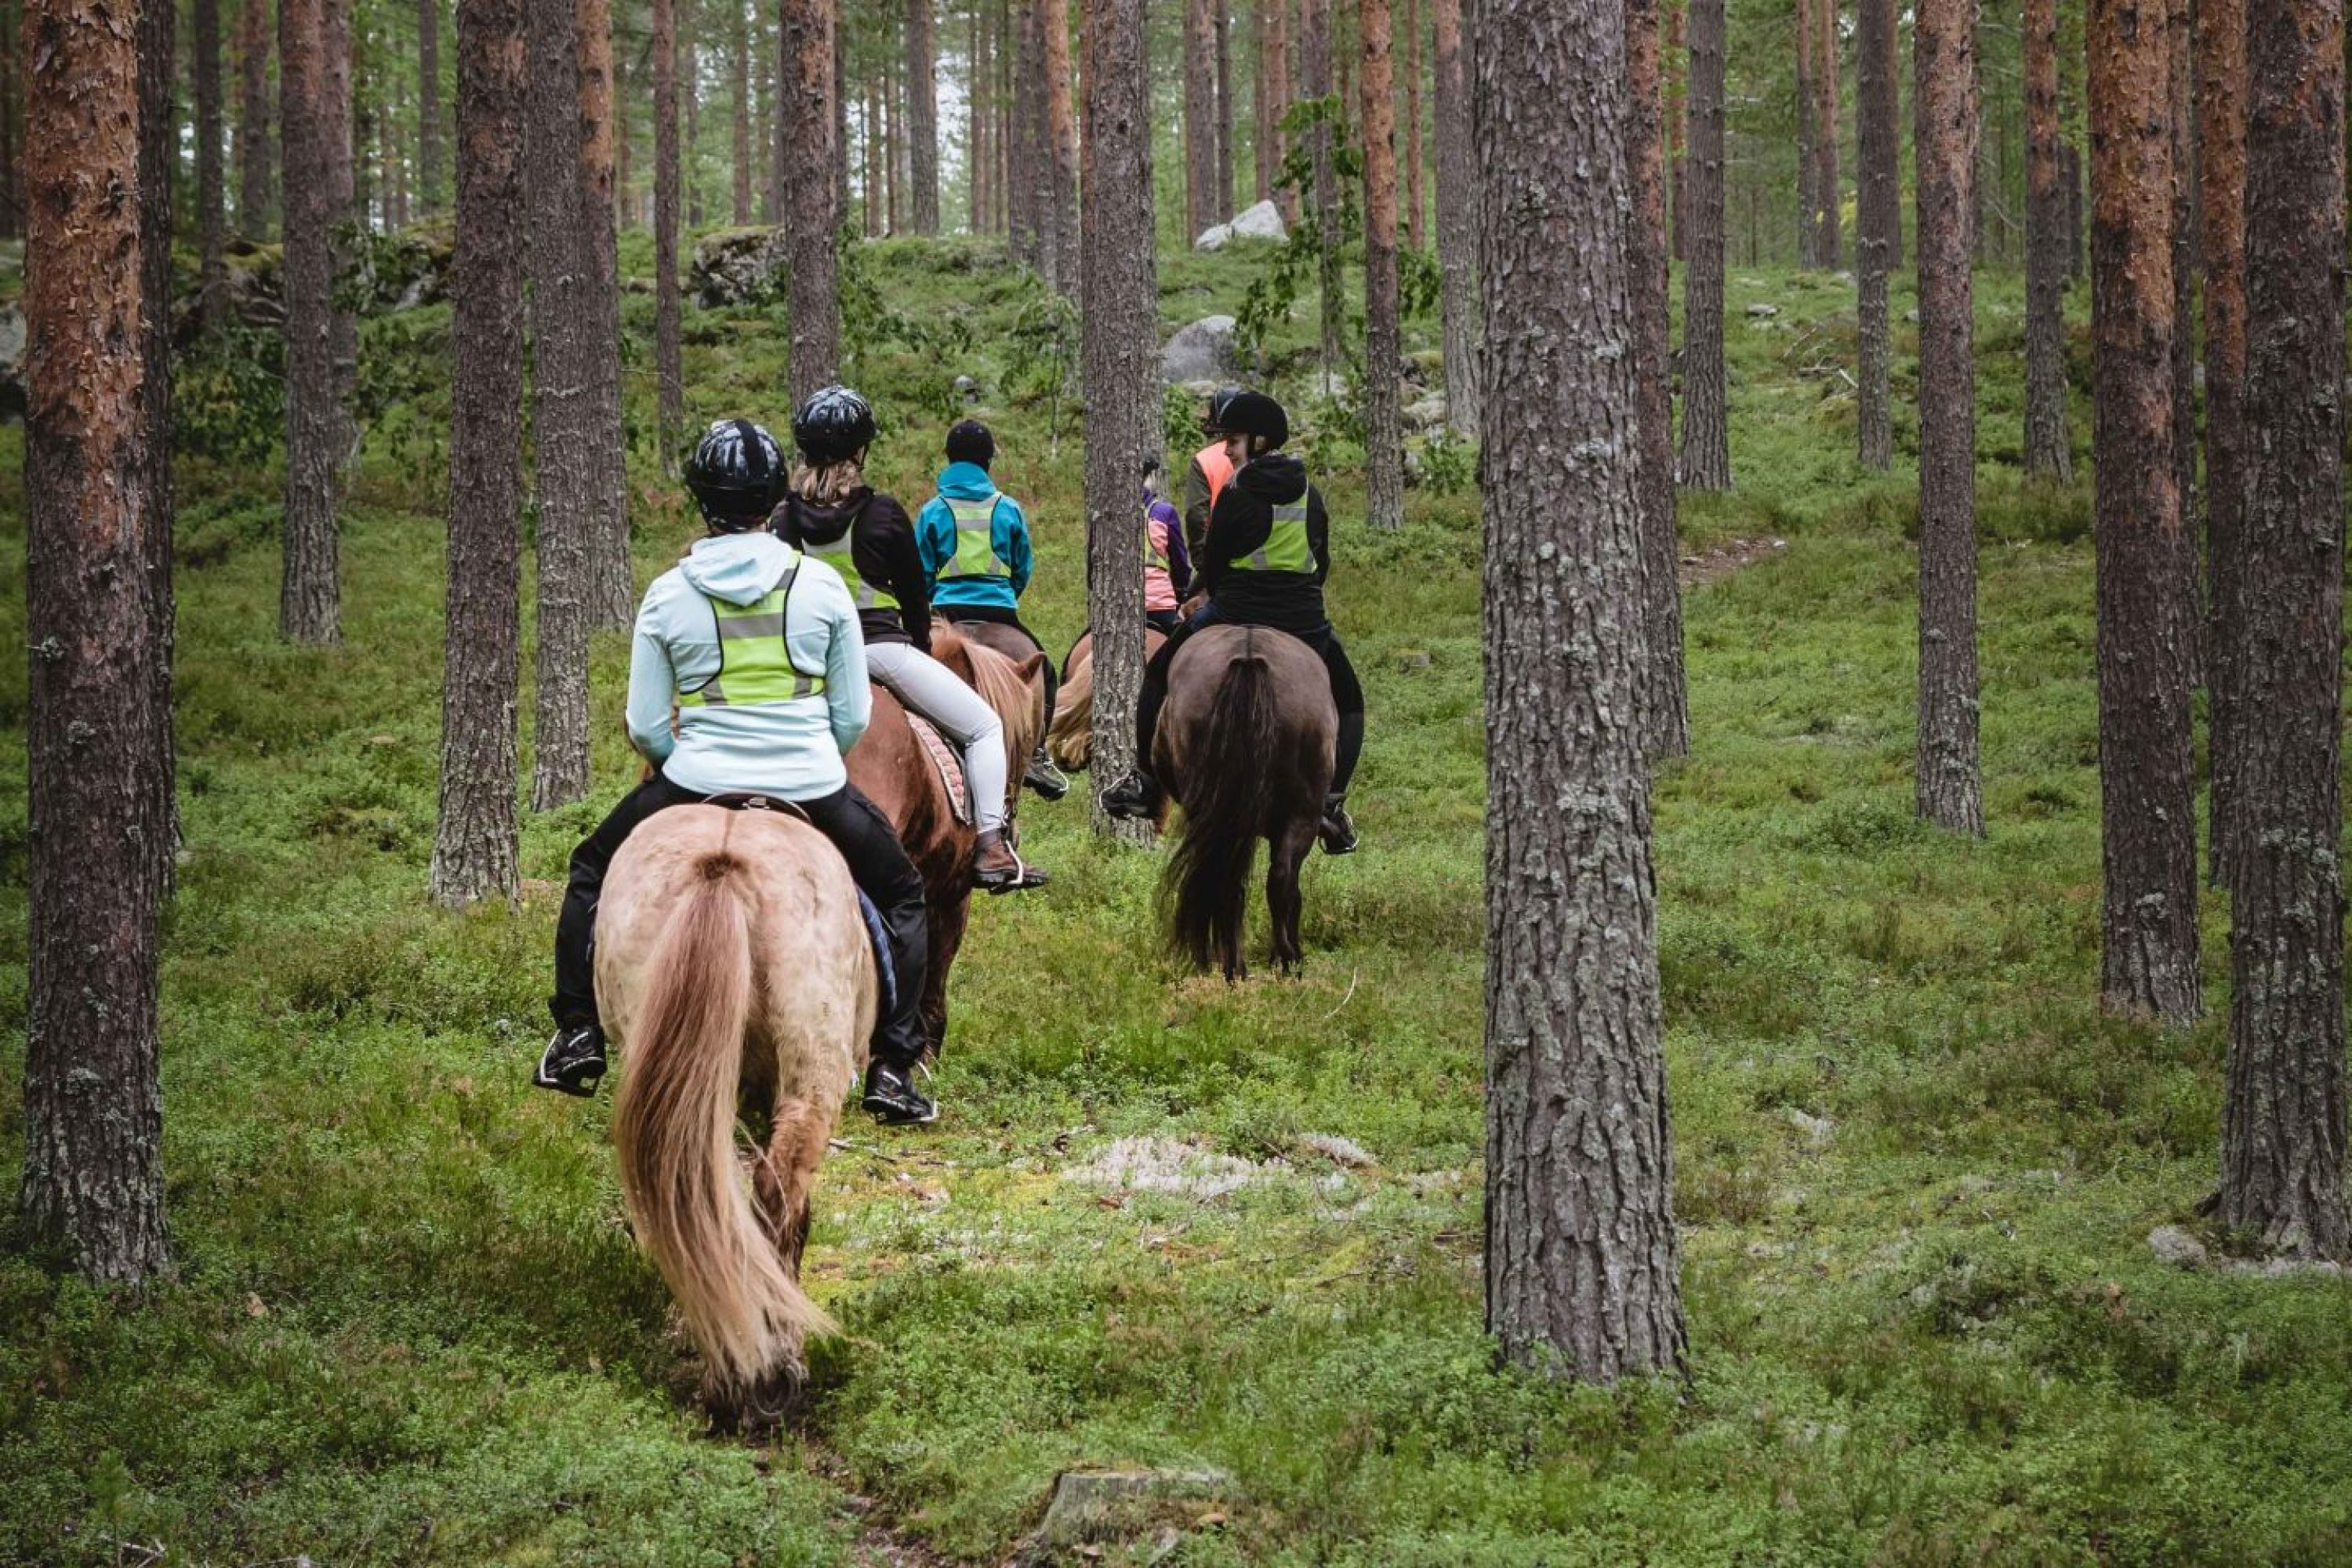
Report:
1679,535,1788,587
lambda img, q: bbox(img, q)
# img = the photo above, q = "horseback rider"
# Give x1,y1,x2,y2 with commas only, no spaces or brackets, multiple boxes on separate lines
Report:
1102,390,1364,855
771,386,1049,892
1142,454,1193,635
915,419,1069,801
1181,384,1244,561
538,418,940,1127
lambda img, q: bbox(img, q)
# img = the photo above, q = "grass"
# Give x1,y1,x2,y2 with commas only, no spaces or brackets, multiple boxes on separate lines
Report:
2,233,2350,1566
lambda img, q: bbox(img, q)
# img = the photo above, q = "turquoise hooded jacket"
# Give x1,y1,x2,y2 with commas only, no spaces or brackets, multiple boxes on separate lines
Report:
915,462,1033,612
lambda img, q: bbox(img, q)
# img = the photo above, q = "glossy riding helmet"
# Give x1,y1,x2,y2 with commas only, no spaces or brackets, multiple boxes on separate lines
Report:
1201,383,1247,436
791,384,878,465
1217,390,1290,455
684,418,786,531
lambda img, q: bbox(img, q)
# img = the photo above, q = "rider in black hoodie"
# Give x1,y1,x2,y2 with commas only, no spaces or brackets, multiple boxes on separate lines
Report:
1102,391,1363,853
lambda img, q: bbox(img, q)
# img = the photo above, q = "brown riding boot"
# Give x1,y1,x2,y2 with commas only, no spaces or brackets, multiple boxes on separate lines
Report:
974,829,1048,893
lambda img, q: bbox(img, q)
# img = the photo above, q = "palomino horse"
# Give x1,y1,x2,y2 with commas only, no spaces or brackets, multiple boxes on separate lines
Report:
1044,626,1168,772
848,627,1047,1050
1155,624,1336,978
597,804,874,1426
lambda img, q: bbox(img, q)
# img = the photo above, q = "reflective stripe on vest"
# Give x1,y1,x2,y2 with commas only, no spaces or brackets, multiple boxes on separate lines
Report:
677,562,827,706
803,528,901,612
1240,499,1313,572
938,495,1010,580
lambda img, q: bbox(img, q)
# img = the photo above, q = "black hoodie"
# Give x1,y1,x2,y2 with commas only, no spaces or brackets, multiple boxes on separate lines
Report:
1196,452,1331,632
770,488,932,651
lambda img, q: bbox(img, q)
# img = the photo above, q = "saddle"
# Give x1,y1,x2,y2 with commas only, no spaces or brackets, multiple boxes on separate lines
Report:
697,793,899,1018
902,711,972,826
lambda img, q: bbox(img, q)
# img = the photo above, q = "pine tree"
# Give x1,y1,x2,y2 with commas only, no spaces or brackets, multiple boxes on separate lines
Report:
1430,0,1475,435
1853,0,1894,469
655,0,684,459
1677,0,1730,489
1044,0,1079,292
419,0,443,213
780,0,840,400
1811,0,1838,267
578,0,633,627
1214,0,1233,213
733,0,752,220
1359,0,1403,533
1184,0,1215,234
907,0,938,230
2022,0,2070,480
1302,0,1340,392
195,0,229,329
238,0,276,237
281,0,342,643
1628,0,1687,759
2198,0,2248,890
1401,0,1420,250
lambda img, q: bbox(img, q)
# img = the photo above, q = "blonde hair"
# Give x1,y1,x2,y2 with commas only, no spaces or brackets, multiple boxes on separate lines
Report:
789,456,866,506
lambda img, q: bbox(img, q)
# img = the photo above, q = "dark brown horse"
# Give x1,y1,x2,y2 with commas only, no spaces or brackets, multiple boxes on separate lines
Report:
847,628,1047,1049
1155,624,1335,978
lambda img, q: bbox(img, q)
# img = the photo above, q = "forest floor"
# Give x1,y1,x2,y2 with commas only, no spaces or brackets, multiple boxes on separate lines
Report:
3,240,2351,1566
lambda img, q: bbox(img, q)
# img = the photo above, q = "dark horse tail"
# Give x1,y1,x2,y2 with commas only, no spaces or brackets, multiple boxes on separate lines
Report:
1166,632,1281,977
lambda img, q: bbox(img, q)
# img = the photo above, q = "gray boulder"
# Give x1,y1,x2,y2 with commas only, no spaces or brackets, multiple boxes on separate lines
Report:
1229,199,1289,241
2148,1225,2208,1269
1160,314,1240,384
1194,222,1236,252
689,226,789,307
1403,393,1449,431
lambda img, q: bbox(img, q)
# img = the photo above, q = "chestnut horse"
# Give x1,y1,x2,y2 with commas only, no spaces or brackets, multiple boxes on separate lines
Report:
1044,626,1168,772
597,805,873,1428
847,627,1047,1050
1156,624,1336,978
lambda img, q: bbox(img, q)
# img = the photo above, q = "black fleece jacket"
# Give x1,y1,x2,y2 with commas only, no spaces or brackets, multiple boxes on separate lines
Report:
770,488,932,651
1197,452,1330,632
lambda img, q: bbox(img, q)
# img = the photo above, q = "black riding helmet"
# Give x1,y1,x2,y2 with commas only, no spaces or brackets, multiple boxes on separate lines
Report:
1202,383,1247,436
1218,390,1289,454
946,419,996,469
684,418,786,529
792,384,877,465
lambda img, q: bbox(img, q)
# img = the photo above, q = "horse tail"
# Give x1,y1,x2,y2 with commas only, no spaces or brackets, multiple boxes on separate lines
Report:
1166,636,1281,976
612,850,833,1394
1047,648,1097,771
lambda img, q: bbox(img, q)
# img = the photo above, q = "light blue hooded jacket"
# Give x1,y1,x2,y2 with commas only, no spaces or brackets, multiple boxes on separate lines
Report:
626,532,870,800
915,462,1034,611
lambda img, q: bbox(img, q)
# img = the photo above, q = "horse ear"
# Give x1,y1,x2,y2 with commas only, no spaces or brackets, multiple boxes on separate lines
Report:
1016,652,1048,689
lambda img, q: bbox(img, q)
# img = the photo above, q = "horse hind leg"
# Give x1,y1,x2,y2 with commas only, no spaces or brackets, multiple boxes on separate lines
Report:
1268,823,1314,974
731,1094,834,1430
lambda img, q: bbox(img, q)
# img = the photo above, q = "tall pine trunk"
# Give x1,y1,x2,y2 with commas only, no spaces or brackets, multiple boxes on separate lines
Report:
2166,0,2196,558
1628,0,1687,759
1678,0,1730,489
685,15,703,228
2022,0,2070,480
2222,0,2349,1259
1044,0,1080,293
281,0,342,642
1082,0,1156,843
909,0,940,233
0,0,19,242
20,0,175,1284
1184,0,1214,234
1854,0,1894,468
733,0,752,220
420,0,443,213
1812,0,1838,267
2089,0,2198,1022
322,0,357,462
780,0,840,401
1796,0,1817,267
2198,0,2248,889
1912,0,1980,833
1430,0,1475,435
579,0,633,627
655,0,684,461
1303,0,1338,393
196,0,229,329
1478,0,1686,1385
1400,0,1419,250
433,0,528,909
238,0,275,237
1214,0,1233,212
1359,0,1403,532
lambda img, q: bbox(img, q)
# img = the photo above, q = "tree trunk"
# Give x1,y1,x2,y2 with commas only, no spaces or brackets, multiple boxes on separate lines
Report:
733,0,753,220
1912,0,1980,833
1628,0,1687,759
685,16,704,228
1678,0,1730,489
1876,0,1899,267
2022,0,2070,480
0,0,19,243
137,0,180,971
1431,0,1475,435
1184,0,1214,235
2089,0,2199,1022
2221,0,2349,1259
1796,0,1817,267
1254,0,1272,200
196,0,230,328
1214,0,1233,213
655,0,683,463
1044,0,1080,292
1813,0,1838,267
996,0,1013,234
1006,0,1036,261
2199,0,2248,889
281,0,341,642
1476,0,1686,1385
2065,137,2083,281
1269,0,1292,217
780,0,840,400
434,0,528,909
615,43,633,227
1854,0,1893,469
2166,0,2196,560
238,0,274,236
322,0,358,459
863,73,880,235
579,0,633,628
1359,0,1402,532
906,0,938,230
1401,0,1420,250
1667,0,1684,259
420,0,443,213
20,0,175,1285
1081,0,1155,844
757,5,776,219
1303,0,1339,392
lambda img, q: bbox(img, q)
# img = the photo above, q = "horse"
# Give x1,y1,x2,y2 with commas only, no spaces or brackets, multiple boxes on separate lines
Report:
597,804,874,1428
1045,626,1168,772
1154,624,1336,978
848,626,1048,1050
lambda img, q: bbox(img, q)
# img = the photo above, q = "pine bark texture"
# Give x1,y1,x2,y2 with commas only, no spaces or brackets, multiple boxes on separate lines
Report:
2089,0,2199,1023
196,0,229,328
238,0,274,236
2165,0,2196,546
1628,0,1687,759
281,0,342,642
1853,0,1893,468
655,0,684,459
321,0,357,462
1912,0,1980,833
907,0,938,231
1402,0,1421,249
2221,0,2348,1258
578,0,633,627
686,19,704,228
781,0,840,401
1215,0,1234,211
1007,0,1039,263
20,0,174,1283
2198,0,2248,889
1873,0,1899,267
2022,0,2071,480
434,0,528,908
1430,0,1475,434
1812,0,1838,267
1359,0,1403,532
1476,0,1686,1385
138,0,178,896
1678,0,1730,489
420,0,443,212
1269,0,1294,221
1254,0,1275,198
1044,0,1080,294
1303,0,1341,390
1796,0,1817,267
1080,0,1155,844
1,3,21,241
1184,0,1215,234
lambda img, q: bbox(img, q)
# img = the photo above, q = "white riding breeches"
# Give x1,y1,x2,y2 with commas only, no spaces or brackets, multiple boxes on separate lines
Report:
866,640,1010,834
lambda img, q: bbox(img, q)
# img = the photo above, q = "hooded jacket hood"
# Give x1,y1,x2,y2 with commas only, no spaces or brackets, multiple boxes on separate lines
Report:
1235,452,1308,506
935,461,999,503
678,530,798,607
779,488,873,549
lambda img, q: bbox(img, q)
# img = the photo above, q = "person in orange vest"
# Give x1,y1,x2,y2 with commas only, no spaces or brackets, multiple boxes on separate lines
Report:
1181,384,1246,562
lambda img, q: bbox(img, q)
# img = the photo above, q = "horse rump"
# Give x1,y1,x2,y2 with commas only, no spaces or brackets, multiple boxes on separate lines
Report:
1163,642,1282,978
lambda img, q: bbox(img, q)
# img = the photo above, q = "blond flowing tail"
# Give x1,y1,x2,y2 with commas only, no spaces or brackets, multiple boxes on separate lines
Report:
1046,649,1098,771
612,851,834,1392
